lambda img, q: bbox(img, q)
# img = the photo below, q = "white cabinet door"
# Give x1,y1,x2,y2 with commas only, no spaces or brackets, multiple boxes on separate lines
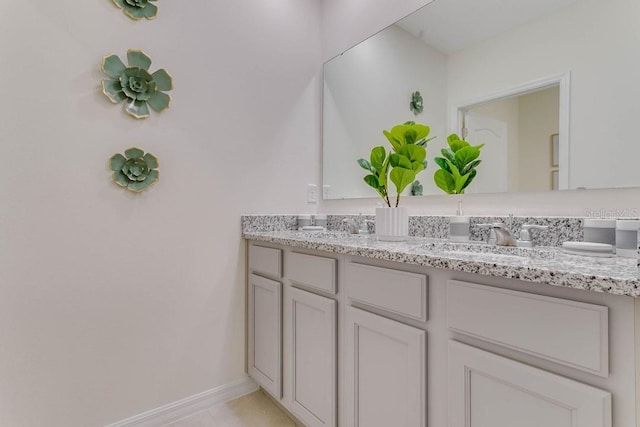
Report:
248,274,282,398
448,341,612,427
345,306,426,427
284,287,337,427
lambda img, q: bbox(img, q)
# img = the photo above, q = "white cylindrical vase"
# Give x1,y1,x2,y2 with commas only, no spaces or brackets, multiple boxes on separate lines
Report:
375,207,409,241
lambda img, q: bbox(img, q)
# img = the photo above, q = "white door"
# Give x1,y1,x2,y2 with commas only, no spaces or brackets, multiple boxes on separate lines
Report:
248,274,282,398
345,306,426,427
284,286,337,427
464,111,508,193
448,341,612,427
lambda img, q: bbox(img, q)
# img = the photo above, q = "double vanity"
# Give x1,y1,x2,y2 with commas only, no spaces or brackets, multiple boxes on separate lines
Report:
260,0,640,423
243,217,640,427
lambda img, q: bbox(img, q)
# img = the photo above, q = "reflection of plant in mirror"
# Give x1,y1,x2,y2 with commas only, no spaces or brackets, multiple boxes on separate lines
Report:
433,134,484,194
358,122,434,207
411,181,423,196
410,91,423,115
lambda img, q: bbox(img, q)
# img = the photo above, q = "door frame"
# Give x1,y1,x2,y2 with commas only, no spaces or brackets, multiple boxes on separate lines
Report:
452,72,571,190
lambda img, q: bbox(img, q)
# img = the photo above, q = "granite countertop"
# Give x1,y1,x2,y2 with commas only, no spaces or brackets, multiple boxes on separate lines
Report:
243,230,640,297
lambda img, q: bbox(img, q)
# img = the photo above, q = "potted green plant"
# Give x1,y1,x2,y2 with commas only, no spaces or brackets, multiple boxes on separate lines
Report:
433,133,484,195
357,121,434,241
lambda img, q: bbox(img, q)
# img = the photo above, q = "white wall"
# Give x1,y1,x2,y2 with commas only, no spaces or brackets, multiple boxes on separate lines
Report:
320,0,640,216
323,25,447,199
0,1,321,426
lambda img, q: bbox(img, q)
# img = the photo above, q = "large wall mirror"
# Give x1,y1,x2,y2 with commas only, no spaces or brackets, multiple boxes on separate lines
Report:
322,0,640,200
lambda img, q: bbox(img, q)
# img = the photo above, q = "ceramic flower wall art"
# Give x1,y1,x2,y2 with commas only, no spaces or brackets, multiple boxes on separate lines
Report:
410,91,424,115
113,0,158,20
110,147,159,192
101,49,173,119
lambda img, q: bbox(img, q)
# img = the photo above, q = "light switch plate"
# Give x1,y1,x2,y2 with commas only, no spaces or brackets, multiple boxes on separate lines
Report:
323,185,330,199
307,184,317,203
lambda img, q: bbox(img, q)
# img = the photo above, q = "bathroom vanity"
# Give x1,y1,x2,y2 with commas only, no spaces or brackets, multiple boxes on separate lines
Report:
244,228,640,427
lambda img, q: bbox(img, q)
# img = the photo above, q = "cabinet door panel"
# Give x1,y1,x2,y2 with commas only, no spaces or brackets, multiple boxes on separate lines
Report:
248,274,282,398
285,287,337,427
448,341,611,427
345,307,426,427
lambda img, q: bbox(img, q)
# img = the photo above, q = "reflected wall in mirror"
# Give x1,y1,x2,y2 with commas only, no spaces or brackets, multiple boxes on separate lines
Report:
462,85,560,193
322,0,640,200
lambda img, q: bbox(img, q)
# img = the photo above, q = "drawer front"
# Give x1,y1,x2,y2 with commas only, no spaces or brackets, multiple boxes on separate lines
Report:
447,280,609,377
249,245,282,278
287,252,337,294
345,263,428,322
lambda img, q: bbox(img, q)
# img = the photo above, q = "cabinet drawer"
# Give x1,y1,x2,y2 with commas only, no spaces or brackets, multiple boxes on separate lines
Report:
287,252,337,294
345,263,428,322
249,245,282,278
447,280,609,377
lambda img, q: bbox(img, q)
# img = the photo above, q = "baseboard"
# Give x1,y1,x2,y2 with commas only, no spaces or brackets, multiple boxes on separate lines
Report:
105,376,259,427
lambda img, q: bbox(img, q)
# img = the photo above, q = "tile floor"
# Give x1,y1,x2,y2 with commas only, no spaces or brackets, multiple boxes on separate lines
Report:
164,390,298,427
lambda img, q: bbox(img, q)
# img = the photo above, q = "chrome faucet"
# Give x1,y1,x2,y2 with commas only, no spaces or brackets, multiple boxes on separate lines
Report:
342,214,372,235
492,223,517,247
476,223,497,244
490,223,550,247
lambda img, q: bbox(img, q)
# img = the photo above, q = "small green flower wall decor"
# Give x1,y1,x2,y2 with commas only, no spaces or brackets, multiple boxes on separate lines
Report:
410,180,423,196
113,0,158,20
110,147,159,192
410,91,424,115
101,49,173,119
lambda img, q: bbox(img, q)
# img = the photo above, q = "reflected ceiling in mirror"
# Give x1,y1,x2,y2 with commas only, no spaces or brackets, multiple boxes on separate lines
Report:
322,0,640,200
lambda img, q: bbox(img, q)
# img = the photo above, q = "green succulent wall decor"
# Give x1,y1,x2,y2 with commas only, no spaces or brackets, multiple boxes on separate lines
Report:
410,91,424,115
433,134,484,195
113,0,158,20
410,180,423,196
101,49,173,119
110,147,159,192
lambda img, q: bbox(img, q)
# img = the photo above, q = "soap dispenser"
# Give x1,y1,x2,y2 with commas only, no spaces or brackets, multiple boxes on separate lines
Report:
449,201,470,242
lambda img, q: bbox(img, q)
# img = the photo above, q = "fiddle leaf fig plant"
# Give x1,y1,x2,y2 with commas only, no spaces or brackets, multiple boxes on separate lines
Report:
358,122,434,207
433,133,484,194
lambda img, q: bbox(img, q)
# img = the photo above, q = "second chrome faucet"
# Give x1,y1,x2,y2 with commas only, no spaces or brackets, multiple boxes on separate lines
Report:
477,222,549,247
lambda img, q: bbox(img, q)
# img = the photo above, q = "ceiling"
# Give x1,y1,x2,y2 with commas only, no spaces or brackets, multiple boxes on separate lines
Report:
396,0,583,54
